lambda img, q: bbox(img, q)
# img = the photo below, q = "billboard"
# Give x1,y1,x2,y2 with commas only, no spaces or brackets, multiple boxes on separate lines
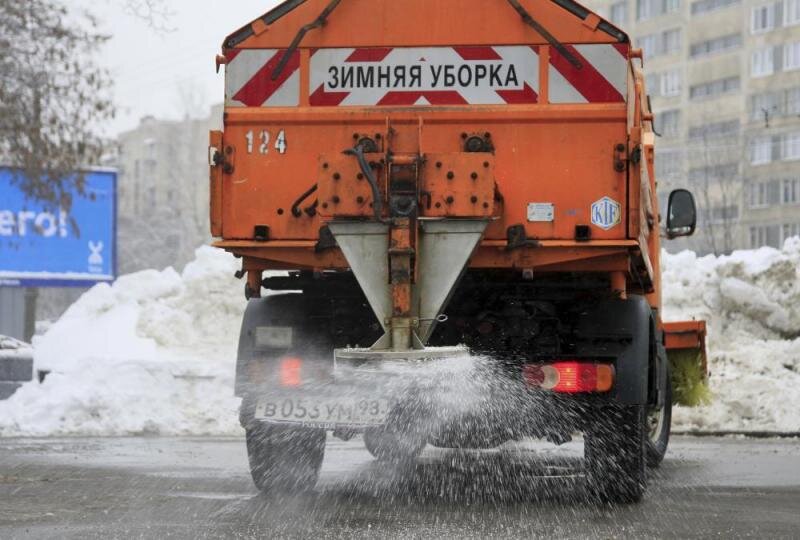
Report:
0,167,117,287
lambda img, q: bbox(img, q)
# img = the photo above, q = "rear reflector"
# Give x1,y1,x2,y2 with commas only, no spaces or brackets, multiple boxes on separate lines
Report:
523,361,614,393
279,357,303,387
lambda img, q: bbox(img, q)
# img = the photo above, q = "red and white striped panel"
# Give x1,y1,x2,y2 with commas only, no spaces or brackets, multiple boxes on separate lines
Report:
548,44,629,103
225,49,300,107
309,46,540,106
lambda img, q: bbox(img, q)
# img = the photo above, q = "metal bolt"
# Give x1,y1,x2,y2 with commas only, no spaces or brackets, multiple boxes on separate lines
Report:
483,202,490,209
446,196,454,204
277,208,284,215
333,172,341,180
484,132,492,139
357,173,364,180
436,161,443,168
447,171,455,180
356,196,365,204
461,132,468,139
353,133,360,140
471,196,478,203
471,172,478,180
332,196,341,204
323,162,329,169
483,161,490,168
616,143,626,152
322,202,329,209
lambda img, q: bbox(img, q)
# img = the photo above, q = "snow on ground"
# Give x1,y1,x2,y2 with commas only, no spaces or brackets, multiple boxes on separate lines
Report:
0,246,248,437
1,240,798,437
665,237,800,433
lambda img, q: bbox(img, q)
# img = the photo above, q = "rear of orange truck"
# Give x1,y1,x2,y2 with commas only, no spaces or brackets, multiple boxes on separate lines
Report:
210,0,707,503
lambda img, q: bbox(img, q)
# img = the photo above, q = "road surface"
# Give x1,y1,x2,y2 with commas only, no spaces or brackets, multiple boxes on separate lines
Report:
0,436,798,539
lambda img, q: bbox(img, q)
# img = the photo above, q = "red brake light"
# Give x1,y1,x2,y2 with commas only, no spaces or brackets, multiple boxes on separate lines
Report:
524,361,614,393
279,357,303,387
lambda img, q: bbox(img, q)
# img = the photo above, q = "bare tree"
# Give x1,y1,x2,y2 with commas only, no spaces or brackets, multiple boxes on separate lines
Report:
122,0,175,32
0,0,114,212
689,120,744,256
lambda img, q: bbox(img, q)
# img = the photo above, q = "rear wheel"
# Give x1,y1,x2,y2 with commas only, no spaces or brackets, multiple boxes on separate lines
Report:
246,423,326,494
646,364,673,468
584,405,648,504
364,426,426,463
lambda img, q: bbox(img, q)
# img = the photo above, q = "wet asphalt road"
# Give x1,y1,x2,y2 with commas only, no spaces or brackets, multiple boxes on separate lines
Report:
0,436,798,539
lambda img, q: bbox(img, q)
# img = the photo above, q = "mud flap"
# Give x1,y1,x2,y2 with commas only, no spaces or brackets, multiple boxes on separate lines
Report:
575,296,652,405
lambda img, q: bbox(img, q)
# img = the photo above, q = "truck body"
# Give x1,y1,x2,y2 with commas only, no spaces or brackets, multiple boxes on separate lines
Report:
210,0,707,503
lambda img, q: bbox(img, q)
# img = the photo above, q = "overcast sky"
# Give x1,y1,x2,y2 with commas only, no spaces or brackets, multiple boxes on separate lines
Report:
69,0,280,135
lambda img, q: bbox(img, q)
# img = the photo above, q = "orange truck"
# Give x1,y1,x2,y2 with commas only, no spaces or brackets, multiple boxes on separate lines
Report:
210,0,707,503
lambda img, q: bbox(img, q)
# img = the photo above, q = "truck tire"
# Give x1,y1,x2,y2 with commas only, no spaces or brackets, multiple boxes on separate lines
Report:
646,364,673,468
246,423,325,494
584,405,647,504
364,427,426,463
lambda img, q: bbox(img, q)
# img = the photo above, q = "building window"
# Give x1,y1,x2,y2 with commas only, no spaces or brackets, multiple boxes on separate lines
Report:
782,223,800,242
783,178,800,203
655,149,683,177
637,0,681,20
749,225,782,248
639,34,658,57
752,3,778,33
691,0,740,15
690,33,742,58
661,69,682,96
610,1,628,24
655,109,681,137
752,47,775,77
688,119,740,141
788,87,800,113
784,42,800,71
689,76,740,100
663,28,682,54
782,132,800,160
646,69,682,97
637,29,682,58
785,0,800,25
750,87,800,120
750,137,774,164
748,181,780,207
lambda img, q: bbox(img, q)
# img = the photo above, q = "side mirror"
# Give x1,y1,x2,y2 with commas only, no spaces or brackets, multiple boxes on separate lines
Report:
666,189,697,239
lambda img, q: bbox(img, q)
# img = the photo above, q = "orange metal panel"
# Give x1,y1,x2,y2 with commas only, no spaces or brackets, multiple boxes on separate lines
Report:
209,130,224,237
225,0,627,51
664,321,707,351
420,153,495,218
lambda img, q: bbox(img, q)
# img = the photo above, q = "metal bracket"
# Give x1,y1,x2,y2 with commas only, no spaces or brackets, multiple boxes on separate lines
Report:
506,224,540,250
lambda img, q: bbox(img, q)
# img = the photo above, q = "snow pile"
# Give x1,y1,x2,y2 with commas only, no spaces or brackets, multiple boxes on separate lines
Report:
664,237,800,433
0,246,247,437
1,238,798,437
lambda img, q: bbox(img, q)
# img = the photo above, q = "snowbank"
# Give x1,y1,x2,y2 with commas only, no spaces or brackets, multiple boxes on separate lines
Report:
1,239,798,437
0,246,247,437
664,237,800,433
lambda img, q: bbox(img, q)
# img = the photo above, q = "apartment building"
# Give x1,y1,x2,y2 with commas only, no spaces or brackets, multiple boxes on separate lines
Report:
585,0,800,253
114,105,222,273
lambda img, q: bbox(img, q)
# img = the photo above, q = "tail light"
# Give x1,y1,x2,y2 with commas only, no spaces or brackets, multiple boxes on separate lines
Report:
279,357,303,387
523,361,614,394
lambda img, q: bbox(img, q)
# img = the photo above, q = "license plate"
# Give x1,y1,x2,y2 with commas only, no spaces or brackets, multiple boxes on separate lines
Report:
254,396,392,427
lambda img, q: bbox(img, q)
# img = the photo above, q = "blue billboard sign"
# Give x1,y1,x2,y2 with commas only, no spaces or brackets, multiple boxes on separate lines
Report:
0,167,117,287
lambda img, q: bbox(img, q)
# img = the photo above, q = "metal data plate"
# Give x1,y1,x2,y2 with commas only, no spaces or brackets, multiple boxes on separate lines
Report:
527,202,555,222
